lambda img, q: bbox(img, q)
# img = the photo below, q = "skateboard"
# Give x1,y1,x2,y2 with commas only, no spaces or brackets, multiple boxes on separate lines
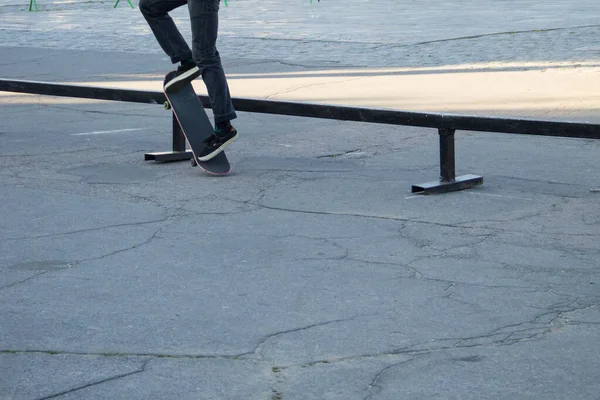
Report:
163,81,231,175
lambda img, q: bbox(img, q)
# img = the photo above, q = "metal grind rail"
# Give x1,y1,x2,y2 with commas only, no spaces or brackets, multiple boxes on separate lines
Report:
1,78,599,194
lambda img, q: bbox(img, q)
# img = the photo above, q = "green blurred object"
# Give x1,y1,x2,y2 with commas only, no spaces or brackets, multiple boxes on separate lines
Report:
114,0,135,8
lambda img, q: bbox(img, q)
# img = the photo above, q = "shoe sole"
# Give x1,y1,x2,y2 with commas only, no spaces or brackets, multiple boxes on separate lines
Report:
197,134,238,162
164,66,202,93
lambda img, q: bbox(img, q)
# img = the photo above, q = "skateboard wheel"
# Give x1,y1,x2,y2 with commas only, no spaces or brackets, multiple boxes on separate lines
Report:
164,101,171,110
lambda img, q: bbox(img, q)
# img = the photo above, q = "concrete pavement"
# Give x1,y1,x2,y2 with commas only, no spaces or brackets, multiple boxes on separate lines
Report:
1,2,600,399
1,0,600,120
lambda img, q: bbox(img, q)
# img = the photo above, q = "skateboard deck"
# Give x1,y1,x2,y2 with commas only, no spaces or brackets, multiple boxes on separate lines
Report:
164,82,230,175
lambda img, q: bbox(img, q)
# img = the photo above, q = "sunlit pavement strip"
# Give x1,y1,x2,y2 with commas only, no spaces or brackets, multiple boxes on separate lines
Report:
468,192,535,201
70,128,147,136
1,1,599,399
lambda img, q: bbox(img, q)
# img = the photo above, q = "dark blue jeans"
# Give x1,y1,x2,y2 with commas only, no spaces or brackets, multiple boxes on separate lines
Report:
139,0,236,123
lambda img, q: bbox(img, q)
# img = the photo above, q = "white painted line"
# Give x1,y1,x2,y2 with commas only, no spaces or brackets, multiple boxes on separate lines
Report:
404,195,423,200
468,192,534,201
70,128,145,136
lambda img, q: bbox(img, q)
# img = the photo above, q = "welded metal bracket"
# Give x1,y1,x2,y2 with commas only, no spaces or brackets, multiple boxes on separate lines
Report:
144,113,192,162
411,128,483,194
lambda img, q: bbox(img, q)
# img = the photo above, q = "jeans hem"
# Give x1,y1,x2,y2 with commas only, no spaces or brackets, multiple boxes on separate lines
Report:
213,111,237,124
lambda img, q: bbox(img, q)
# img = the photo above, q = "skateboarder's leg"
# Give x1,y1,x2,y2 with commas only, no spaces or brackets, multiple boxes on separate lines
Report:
187,0,238,161
140,0,203,91
139,0,193,64
188,0,237,125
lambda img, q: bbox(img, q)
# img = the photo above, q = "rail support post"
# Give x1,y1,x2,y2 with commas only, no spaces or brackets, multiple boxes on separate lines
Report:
144,113,193,162
411,128,483,194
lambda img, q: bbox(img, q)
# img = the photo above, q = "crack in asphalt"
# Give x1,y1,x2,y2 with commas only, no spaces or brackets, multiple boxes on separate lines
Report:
363,356,417,400
35,359,151,400
249,316,365,360
316,148,364,159
69,204,189,265
0,271,51,291
0,205,187,292
224,197,467,229
294,299,600,370
2,300,597,391
0,317,365,362
384,24,600,49
0,349,237,360
359,299,593,400
225,195,597,241
2,219,169,241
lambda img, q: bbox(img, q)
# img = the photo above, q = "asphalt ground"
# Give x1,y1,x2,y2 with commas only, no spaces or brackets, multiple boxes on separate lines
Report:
1,2,600,399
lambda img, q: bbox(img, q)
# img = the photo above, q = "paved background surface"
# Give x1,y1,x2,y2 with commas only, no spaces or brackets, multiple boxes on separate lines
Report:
1,0,600,118
1,1,600,399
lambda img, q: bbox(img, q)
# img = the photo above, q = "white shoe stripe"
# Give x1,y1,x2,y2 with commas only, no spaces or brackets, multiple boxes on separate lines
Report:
164,67,200,90
197,134,238,162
